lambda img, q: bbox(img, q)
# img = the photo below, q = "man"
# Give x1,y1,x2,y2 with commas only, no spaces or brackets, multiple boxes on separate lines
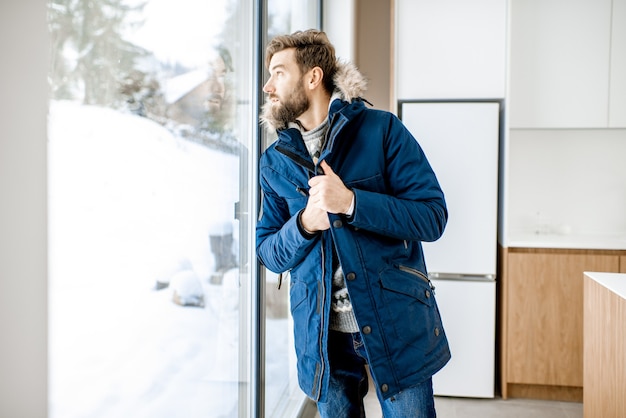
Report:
256,29,450,417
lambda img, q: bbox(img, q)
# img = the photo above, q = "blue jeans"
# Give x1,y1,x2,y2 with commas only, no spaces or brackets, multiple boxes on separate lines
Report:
317,331,437,418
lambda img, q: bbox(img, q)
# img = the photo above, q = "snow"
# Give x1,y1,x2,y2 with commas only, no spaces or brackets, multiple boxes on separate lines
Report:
47,101,295,417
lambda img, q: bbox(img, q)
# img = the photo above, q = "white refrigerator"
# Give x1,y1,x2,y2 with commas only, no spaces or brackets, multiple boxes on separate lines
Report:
400,101,500,398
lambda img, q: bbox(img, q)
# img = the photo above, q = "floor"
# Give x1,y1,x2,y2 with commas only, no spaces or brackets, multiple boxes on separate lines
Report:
369,396,582,418
313,394,583,418
313,373,583,418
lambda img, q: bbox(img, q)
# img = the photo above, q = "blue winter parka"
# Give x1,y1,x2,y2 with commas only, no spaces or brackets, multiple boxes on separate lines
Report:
256,62,451,403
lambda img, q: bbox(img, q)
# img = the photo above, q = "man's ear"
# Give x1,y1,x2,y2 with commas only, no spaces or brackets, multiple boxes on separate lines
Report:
306,66,324,90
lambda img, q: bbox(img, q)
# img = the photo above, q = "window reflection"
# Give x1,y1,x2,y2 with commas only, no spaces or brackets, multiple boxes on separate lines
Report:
163,46,238,151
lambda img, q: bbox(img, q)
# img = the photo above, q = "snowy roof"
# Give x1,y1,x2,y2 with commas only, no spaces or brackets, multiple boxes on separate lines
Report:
163,67,209,104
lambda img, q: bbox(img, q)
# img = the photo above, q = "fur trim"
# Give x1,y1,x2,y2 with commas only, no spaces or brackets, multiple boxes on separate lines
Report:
260,60,368,132
333,59,368,103
260,99,279,131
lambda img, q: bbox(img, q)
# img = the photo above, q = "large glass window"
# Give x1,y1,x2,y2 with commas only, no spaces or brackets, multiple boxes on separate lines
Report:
47,0,321,416
48,0,255,416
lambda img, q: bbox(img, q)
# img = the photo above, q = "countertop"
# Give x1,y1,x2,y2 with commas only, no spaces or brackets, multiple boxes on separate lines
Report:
506,232,626,251
584,272,626,299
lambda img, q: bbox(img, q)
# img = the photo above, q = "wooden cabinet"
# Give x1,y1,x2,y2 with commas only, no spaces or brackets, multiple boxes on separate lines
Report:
509,0,612,128
499,247,624,400
621,256,626,273
394,0,506,100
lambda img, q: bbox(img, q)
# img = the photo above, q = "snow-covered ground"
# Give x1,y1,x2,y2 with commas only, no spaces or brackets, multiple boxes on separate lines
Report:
48,101,295,417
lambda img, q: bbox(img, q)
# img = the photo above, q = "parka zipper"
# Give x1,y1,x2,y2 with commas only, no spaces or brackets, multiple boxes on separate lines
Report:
274,145,315,174
277,139,326,399
316,113,345,168
312,234,326,400
311,112,346,400
274,144,314,198
275,111,345,400
398,264,435,291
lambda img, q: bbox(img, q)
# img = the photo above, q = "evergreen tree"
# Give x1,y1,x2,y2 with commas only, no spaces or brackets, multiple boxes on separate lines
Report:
48,0,150,107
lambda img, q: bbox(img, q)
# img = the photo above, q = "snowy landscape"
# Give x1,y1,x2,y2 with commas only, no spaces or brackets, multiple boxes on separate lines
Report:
48,101,294,417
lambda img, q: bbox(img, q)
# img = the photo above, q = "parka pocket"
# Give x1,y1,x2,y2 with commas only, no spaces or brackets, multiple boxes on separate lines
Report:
289,278,311,362
344,173,385,193
378,265,443,351
289,279,308,313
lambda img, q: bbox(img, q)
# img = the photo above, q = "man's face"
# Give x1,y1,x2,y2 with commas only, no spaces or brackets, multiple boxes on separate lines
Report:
204,55,227,114
263,48,309,126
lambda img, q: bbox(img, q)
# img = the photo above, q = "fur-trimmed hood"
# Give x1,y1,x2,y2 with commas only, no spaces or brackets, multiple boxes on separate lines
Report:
260,59,368,131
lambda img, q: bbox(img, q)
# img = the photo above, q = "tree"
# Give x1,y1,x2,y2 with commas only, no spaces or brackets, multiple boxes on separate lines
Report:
48,0,150,107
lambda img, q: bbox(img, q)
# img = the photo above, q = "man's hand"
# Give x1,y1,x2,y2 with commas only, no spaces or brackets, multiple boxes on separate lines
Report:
300,160,354,233
308,160,354,215
300,203,329,233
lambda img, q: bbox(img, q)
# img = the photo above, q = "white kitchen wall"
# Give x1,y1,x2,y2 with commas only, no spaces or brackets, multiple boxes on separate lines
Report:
507,129,626,240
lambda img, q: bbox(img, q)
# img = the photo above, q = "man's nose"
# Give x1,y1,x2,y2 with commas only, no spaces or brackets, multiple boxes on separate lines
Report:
262,79,273,93
209,77,224,94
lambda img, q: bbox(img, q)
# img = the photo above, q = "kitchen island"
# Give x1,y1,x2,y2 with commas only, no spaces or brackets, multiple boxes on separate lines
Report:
584,271,626,417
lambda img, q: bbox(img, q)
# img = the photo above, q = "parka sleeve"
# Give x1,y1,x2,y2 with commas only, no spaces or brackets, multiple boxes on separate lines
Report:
348,115,448,242
256,168,320,274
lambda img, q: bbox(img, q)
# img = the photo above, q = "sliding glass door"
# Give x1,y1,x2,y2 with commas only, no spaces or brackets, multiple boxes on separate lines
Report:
47,1,319,416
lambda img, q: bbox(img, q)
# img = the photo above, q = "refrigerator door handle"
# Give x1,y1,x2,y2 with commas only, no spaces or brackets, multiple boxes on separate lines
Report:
428,272,495,281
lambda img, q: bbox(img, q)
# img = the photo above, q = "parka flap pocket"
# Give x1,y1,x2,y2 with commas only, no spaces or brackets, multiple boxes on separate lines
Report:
379,266,434,307
378,266,443,351
344,173,385,193
289,279,308,312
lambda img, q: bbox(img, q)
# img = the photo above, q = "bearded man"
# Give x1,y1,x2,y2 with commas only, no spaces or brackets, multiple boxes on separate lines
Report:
256,29,450,418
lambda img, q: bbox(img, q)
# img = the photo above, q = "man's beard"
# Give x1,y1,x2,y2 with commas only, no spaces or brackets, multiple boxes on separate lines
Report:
270,79,309,128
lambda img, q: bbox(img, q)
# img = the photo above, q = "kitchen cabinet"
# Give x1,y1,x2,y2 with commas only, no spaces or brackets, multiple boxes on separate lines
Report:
394,0,506,100
509,0,615,128
499,247,624,400
611,0,626,127
621,256,626,273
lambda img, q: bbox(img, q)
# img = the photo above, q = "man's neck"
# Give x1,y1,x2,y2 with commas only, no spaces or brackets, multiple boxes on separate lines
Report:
297,92,332,131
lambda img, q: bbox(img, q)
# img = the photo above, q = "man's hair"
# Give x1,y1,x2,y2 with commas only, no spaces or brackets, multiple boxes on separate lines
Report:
265,29,337,94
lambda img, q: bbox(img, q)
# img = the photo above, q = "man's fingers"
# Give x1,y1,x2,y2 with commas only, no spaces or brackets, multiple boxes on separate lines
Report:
319,160,336,176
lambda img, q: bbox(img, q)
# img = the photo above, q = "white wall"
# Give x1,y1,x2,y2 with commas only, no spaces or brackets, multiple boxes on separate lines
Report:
323,0,356,61
507,129,626,238
0,1,49,416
